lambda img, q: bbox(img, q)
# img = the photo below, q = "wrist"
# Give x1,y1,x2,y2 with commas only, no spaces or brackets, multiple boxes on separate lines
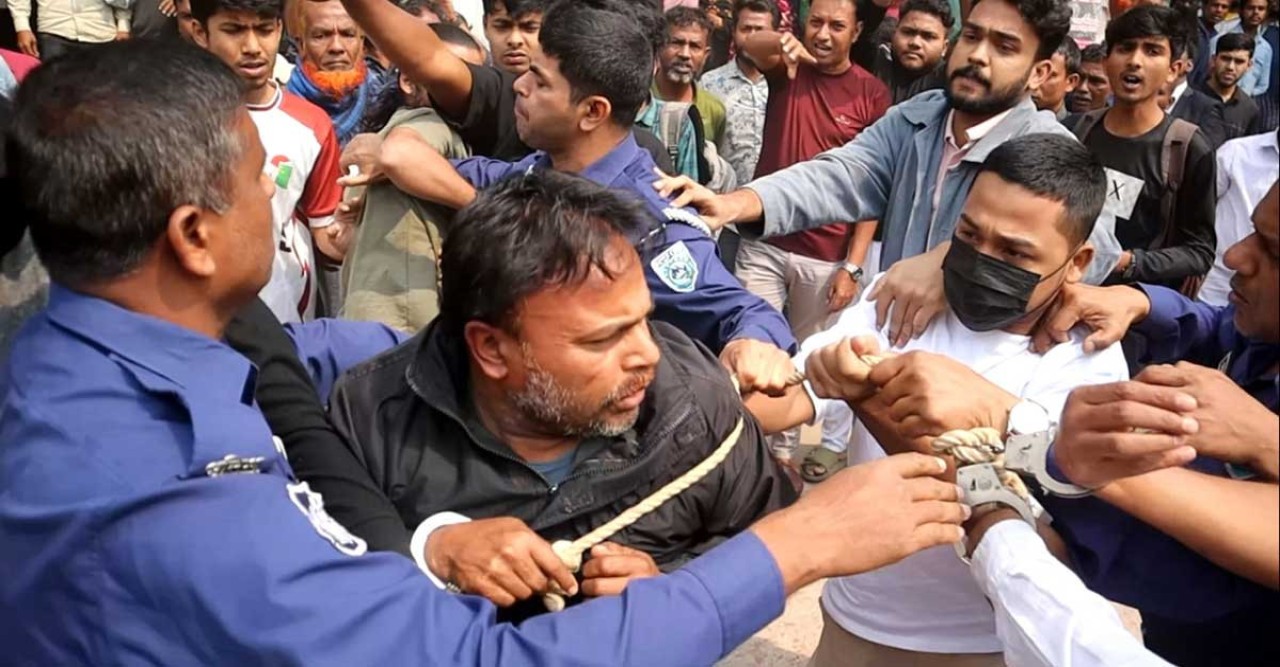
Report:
750,510,822,594
964,506,1019,558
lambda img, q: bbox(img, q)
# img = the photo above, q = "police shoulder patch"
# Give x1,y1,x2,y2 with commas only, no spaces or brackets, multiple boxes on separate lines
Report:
287,481,367,557
650,240,700,293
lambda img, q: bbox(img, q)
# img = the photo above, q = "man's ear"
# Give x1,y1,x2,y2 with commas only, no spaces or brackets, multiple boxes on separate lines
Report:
193,21,210,48
166,205,217,278
1027,59,1054,94
1066,72,1082,93
852,20,864,46
1066,242,1095,284
464,320,518,381
578,95,613,133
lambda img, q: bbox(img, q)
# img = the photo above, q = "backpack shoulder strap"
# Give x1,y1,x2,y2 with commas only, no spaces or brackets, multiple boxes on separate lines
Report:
657,101,693,156
1161,118,1198,195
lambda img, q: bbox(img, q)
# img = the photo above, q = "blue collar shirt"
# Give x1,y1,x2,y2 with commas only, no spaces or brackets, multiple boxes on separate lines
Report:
0,286,785,664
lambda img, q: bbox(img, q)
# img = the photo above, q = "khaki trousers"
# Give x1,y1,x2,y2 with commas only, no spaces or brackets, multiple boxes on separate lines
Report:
809,608,1005,667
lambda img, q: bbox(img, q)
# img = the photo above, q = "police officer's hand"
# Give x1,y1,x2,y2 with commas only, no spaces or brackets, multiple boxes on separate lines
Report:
866,242,948,348
804,336,886,404
1133,363,1279,480
426,517,580,607
579,542,661,597
1030,283,1151,354
1053,380,1200,488
751,453,966,594
721,338,801,397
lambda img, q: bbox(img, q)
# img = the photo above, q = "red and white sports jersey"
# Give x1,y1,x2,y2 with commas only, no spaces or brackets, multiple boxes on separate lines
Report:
248,85,341,323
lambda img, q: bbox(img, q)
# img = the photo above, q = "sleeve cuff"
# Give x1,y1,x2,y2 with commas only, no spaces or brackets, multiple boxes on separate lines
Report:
116,16,132,32
1044,443,1073,485
729,325,797,354
308,215,336,229
1132,284,1179,337
969,519,1039,596
681,532,787,653
408,511,471,587
12,18,32,33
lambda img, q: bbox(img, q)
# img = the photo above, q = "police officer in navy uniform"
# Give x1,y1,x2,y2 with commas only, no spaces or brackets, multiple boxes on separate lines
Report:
0,41,970,665
344,0,801,394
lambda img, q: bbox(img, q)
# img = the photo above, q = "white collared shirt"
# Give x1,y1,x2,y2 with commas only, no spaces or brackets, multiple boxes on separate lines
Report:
1201,131,1280,306
8,0,130,43
933,108,1016,222
1167,80,1190,112
971,521,1174,666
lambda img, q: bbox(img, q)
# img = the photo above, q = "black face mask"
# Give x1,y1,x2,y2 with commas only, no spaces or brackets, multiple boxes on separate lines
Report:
942,238,1071,332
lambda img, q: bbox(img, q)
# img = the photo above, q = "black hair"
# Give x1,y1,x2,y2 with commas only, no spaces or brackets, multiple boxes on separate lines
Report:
978,133,1106,245
432,21,484,52
399,0,444,19
1056,33,1081,75
1216,32,1257,57
899,0,955,31
1105,4,1191,61
973,0,1072,61
1080,41,1107,63
439,170,650,337
7,41,245,286
482,0,546,20
665,6,715,41
539,0,654,127
732,0,782,29
190,0,282,25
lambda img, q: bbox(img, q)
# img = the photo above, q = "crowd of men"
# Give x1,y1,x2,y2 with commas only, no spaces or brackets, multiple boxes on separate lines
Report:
0,0,1276,665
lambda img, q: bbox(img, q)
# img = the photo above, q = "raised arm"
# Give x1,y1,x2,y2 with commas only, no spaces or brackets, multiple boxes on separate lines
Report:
338,0,474,119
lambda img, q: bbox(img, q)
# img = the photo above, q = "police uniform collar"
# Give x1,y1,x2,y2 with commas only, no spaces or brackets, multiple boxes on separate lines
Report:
44,284,257,396
533,132,643,189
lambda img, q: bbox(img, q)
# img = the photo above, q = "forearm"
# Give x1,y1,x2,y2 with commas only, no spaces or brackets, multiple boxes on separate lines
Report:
741,31,786,75
382,130,477,210
743,384,815,434
846,221,877,266
337,0,472,119
1097,468,1280,590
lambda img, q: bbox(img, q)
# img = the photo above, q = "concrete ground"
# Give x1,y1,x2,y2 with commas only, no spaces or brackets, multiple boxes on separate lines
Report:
718,434,1143,666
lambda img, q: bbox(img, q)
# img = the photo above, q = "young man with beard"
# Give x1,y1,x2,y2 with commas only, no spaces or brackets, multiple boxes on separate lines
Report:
653,6,728,147
657,0,1122,452
1210,0,1273,98
1067,5,1216,291
732,0,891,478
873,0,953,104
287,0,375,146
343,0,799,387
745,133,1129,666
1191,0,1231,88
192,0,349,323
1031,34,1080,119
1201,32,1262,137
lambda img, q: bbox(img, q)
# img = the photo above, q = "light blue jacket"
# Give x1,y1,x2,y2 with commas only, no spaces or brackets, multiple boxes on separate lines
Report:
744,91,1120,284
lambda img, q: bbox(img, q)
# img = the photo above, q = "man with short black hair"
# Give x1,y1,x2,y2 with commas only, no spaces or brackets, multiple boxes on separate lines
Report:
872,0,952,103
1067,4,1216,291
1071,41,1113,111
747,132,1128,667
1210,0,1273,98
1202,32,1262,138
481,0,542,75
654,5,727,146
1190,0,1231,88
1032,34,1080,119
191,0,348,322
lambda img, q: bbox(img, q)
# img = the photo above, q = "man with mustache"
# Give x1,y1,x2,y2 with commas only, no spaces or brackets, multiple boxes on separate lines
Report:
872,0,952,104
653,5,727,147
326,168,797,617
730,0,891,479
1070,42,1113,112
655,0,1121,358
287,0,374,145
191,0,349,322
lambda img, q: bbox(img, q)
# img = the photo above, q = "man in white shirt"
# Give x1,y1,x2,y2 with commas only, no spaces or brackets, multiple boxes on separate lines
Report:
9,0,130,61
1200,128,1279,306
746,133,1128,666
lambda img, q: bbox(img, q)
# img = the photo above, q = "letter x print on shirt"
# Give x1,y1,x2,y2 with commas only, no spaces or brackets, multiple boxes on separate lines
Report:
1101,167,1145,221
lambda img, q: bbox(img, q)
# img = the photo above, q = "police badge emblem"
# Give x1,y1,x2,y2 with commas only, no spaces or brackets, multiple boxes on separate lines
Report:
287,481,368,556
650,241,699,293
